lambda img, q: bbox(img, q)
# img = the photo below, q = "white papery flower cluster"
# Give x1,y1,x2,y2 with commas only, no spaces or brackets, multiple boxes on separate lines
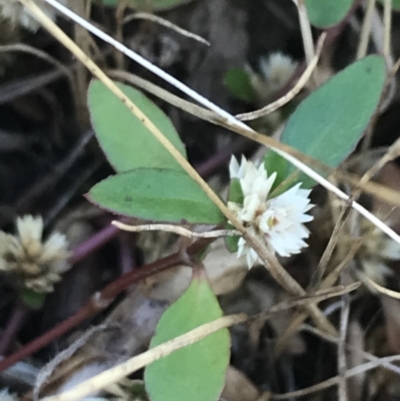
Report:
0,0,67,31
246,52,298,106
259,52,298,94
0,215,70,293
228,155,314,268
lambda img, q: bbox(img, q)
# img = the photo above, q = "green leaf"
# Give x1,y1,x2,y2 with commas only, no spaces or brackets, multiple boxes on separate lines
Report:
224,68,257,103
88,168,225,224
263,150,289,193
305,0,354,28
224,178,243,252
281,55,386,188
227,178,243,205
21,289,46,310
88,80,186,172
224,222,239,253
145,270,230,401
101,0,191,11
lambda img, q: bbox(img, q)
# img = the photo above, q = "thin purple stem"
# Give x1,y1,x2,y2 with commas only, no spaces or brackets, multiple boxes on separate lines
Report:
69,223,120,265
119,233,136,274
0,304,28,357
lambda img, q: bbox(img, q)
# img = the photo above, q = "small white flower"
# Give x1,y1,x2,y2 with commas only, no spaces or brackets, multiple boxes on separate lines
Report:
228,155,314,268
259,53,298,92
0,215,70,293
246,52,298,103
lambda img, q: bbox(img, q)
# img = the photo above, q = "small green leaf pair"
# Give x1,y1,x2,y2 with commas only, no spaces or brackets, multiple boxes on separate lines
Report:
87,81,224,225
89,56,386,226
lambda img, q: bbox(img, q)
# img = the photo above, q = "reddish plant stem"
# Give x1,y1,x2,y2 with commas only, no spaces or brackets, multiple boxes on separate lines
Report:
70,223,120,265
118,233,136,274
0,238,210,372
0,304,28,357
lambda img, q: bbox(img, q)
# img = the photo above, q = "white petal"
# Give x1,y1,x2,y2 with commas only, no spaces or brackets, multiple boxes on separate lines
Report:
17,215,43,244
256,172,277,200
268,234,290,257
44,232,68,254
229,155,241,179
247,247,259,268
240,160,266,197
238,155,248,178
257,184,313,257
237,237,247,258
236,234,260,268
241,194,262,222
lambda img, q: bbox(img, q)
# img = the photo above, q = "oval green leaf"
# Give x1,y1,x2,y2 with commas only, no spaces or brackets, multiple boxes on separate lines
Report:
88,80,187,172
145,270,230,401
305,0,353,28
87,168,225,224
281,55,386,187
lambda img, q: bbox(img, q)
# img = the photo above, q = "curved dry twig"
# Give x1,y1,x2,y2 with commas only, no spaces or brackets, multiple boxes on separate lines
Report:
235,36,323,121
123,12,210,46
112,221,241,239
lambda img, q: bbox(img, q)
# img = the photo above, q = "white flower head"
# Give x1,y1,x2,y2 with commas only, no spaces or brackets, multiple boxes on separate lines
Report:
0,215,70,293
259,52,298,92
228,155,314,268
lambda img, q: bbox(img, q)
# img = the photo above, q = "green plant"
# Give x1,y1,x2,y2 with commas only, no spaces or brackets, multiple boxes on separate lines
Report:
86,55,386,401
